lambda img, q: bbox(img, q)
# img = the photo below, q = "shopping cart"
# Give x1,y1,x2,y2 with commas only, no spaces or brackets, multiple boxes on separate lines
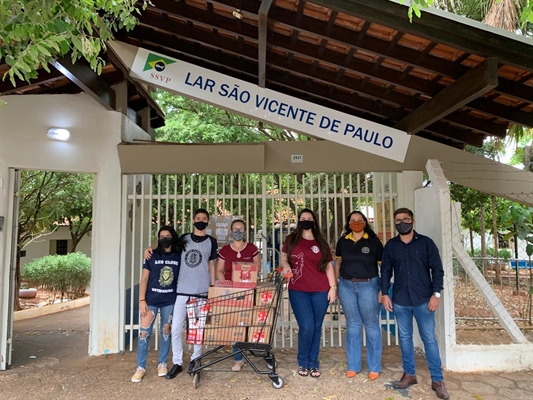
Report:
185,270,285,389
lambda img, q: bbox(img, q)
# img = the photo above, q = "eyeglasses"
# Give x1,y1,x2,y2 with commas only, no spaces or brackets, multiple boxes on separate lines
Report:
159,235,172,239
394,218,413,224
232,229,245,233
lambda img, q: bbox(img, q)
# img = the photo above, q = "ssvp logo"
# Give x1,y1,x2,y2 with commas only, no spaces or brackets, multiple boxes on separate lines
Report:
143,53,176,72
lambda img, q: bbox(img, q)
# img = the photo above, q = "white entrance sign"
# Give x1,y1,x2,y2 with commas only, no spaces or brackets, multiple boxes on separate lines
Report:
130,48,411,162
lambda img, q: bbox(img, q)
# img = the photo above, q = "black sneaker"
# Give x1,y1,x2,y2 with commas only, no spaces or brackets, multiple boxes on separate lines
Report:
165,364,182,379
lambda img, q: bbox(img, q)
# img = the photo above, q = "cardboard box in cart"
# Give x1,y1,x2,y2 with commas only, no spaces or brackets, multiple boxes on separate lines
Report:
255,281,279,306
207,304,253,326
208,286,254,307
250,306,274,327
232,262,259,288
203,326,247,344
247,327,272,343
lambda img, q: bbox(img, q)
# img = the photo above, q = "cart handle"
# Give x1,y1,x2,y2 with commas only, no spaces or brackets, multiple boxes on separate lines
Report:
276,267,293,279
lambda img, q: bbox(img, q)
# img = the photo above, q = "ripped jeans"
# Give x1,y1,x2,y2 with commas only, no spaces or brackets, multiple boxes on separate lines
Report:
137,304,174,369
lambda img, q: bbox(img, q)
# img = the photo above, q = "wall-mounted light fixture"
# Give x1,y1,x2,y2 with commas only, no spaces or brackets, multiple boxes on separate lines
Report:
47,128,70,141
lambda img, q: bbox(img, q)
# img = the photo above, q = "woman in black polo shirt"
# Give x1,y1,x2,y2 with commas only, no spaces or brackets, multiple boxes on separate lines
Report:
335,211,383,380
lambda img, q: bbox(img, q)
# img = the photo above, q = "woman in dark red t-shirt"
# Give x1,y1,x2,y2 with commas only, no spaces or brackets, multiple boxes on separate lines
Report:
215,219,260,371
280,208,337,378
216,220,260,281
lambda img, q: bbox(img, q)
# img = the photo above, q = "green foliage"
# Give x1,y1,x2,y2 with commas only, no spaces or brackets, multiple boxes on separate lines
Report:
22,252,91,299
501,203,533,256
153,91,308,143
0,0,150,85
406,0,533,31
19,171,93,250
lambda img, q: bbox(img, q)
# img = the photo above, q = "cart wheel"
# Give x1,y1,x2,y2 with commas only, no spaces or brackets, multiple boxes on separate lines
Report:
193,372,200,388
271,376,284,389
266,360,277,370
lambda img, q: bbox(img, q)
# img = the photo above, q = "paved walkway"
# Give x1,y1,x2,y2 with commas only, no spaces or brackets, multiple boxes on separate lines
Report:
1,305,531,400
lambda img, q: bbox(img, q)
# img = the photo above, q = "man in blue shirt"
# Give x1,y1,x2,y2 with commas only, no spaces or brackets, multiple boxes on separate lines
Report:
381,208,449,400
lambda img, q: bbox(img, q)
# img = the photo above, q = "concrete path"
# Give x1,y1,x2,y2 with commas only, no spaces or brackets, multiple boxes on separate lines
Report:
1,305,531,400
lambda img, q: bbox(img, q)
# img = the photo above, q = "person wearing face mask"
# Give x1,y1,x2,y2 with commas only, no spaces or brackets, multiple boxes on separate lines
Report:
280,208,337,378
380,208,448,400
144,208,218,379
334,211,383,381
215,219,260,371
132,225,185,383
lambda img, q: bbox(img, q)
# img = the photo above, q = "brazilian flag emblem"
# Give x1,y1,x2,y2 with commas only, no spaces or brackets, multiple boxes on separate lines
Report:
143,53,176,72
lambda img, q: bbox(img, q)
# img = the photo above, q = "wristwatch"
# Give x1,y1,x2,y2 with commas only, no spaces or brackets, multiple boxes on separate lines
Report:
433,292,441,299
330,285,338,290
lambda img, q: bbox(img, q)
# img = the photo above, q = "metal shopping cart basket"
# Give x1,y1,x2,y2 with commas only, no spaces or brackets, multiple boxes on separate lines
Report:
185,270,285,389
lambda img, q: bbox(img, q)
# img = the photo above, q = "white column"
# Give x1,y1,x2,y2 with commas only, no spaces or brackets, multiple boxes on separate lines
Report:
88,159,123,355
397,171,423,210
0,164,11,370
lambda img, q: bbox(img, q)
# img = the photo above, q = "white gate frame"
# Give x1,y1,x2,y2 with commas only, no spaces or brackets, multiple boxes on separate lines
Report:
122,172,401,351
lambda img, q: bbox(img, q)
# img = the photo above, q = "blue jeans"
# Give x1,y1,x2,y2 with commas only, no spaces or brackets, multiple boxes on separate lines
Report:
289,289,329,369
232,345,243,361
394,302,443,381
338,276,382,373
137,304,174,369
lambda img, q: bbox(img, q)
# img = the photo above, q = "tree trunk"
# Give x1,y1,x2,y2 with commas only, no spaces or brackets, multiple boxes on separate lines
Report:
492,196,501,284
14,249,21,311
469,228,474,255
480,205,487,273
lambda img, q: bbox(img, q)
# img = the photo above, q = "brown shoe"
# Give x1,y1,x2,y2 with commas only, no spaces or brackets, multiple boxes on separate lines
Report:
432,381,450,399
394,373,417,389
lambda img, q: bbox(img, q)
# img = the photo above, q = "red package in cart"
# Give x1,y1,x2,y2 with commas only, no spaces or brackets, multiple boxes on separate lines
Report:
187,328,204,345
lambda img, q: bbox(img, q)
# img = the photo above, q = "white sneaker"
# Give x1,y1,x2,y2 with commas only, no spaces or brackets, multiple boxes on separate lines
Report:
131,366,145,383
157,362,168,377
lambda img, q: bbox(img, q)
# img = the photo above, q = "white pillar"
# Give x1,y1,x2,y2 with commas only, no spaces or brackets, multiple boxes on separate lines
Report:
88,146,123,355
397,171,423,210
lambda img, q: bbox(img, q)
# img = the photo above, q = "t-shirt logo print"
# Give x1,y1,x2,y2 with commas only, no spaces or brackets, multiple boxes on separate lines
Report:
311,245,320,254
159,265,174,287
185,249,203,268
290,252,304,284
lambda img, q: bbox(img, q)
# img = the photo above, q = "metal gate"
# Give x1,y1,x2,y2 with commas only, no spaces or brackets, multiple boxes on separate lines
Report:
122,172,398,350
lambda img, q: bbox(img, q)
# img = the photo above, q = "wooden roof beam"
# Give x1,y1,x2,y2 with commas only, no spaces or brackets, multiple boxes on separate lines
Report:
313,0,533,73
51,56,116,111
394,58,499,134
0,67,64,95
258,0,272,88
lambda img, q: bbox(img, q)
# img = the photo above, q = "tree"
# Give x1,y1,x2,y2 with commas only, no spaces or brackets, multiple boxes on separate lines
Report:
407,0,533,32
56,174,94,251
0,0,149,85
15,171,93,310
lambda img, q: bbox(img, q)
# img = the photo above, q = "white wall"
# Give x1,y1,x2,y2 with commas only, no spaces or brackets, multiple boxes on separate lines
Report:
20,226,92,271
0,94,150,360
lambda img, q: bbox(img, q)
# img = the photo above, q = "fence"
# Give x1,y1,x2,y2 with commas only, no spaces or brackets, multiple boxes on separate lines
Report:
123,172,399,351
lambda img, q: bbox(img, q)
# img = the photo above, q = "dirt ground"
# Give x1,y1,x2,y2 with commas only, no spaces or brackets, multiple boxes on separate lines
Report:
3,305,532,400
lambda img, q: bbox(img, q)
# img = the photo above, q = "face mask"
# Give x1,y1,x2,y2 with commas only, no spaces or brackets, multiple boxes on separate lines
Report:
158,237,173,248
395,222,413,235
231,231,245,241
194,221,208,231
299,220,314,230
349,221,365,233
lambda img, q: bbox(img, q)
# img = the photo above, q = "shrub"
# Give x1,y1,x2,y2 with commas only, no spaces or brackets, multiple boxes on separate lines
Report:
22,252,91,299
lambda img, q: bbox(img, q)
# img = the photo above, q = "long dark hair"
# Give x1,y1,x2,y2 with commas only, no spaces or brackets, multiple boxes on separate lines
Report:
284,208,331,272
342,210,377,238
156,225,186,255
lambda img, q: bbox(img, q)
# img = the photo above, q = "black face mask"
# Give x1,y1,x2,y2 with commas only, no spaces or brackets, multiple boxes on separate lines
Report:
395,222,413,235
299,220,315,231
194,221,208,231
158,237,173,248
